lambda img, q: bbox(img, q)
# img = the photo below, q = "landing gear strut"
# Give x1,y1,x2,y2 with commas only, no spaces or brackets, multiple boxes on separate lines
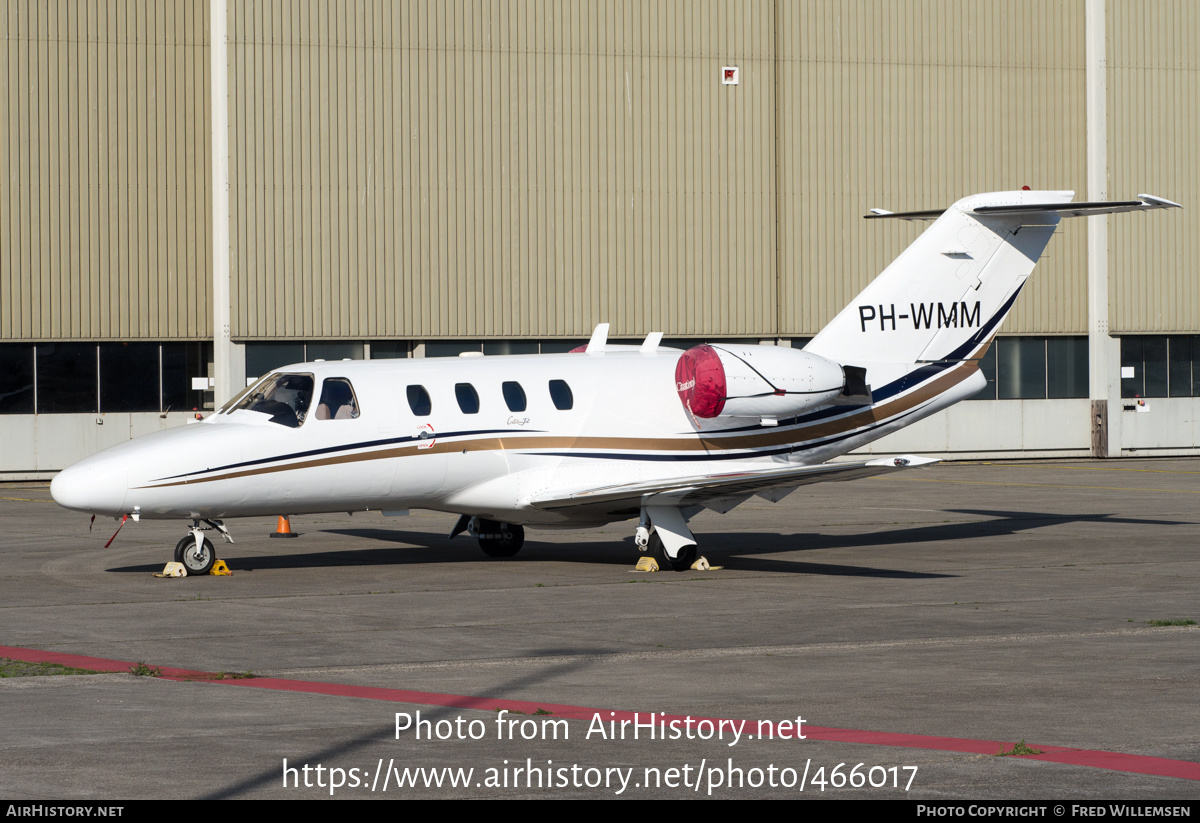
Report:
172,519,233,577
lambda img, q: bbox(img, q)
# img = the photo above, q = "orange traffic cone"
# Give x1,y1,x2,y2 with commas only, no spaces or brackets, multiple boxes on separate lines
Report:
270,515,299,538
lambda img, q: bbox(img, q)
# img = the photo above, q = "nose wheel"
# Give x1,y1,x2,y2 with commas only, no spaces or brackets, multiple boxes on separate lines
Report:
174,534,216,576
171,519,232,576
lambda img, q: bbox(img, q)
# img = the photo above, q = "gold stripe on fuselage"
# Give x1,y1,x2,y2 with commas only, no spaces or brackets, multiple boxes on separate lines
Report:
138,356,981,490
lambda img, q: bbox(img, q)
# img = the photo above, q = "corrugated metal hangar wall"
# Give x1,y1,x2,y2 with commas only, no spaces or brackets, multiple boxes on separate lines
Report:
1,0,1198,472
7,0,1198,342
1,1,211,341
223,0,1096,339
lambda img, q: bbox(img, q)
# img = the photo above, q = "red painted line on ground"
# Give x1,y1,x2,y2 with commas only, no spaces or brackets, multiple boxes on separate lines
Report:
1,645,217,680
4,645,1197,782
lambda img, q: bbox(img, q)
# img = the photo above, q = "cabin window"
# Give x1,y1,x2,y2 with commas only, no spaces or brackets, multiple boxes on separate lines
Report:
315,378,360,420
502,381,527,412
455,383,480,414
406,385,432,416
549,379,573,410
231,372,314,428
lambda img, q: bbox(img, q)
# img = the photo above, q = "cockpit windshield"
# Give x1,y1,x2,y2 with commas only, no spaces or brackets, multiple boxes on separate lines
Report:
229,373,314,428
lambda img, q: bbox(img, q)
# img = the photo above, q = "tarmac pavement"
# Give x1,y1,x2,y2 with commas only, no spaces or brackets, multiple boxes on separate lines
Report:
1,458,1197,799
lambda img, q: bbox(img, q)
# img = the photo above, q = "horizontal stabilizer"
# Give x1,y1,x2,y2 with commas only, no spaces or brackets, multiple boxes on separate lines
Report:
865,193,1181,221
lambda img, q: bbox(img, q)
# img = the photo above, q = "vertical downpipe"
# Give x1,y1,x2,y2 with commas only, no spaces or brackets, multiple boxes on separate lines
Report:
772,0,782,343
211,0,245,406
1085,0,1112,458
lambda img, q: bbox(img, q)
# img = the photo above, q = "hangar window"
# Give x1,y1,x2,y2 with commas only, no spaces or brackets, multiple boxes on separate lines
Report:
100,342,161,412
502,381,527,412
1122,336,1198,398
315,378,360,420
485,341,538,355
1,341,212,416
407,385,432,416
244,342,363,381
549,379,573,410
161,342,213,413
967,337,1088,400
0,344,35,414
1168,337,1198,397
231,373,314,427
997,338,1047,400
1047,338,1089,399
36,344,98,414
455,383,480,414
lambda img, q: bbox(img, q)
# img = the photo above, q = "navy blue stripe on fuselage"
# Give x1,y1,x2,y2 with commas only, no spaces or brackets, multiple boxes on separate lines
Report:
151,427,543,482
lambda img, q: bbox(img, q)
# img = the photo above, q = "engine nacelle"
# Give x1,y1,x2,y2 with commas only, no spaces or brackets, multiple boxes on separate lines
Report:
674,344,846,420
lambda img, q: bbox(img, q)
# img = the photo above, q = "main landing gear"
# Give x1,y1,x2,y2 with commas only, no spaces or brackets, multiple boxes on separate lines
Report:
635,506,698,572
451,516,525,558
173,519,234,576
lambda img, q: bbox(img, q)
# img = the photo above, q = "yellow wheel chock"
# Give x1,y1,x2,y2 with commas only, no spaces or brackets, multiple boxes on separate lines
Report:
153,562,188,578
153,559,231,577
635,556,659,572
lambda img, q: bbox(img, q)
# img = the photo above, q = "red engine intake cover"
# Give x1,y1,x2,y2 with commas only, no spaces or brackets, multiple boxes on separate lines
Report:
675,345,727,418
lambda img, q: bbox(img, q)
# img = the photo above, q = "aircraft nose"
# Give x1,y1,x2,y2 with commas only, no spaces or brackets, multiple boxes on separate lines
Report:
51,457,129,516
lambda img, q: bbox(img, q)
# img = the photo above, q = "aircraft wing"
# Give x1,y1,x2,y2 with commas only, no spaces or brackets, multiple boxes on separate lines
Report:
529,455,939,514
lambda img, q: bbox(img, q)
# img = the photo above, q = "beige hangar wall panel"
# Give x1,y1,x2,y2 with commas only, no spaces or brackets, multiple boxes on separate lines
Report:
227,0,777,340
775,0,1088,337
1107,0,1200,334
0,0,212,341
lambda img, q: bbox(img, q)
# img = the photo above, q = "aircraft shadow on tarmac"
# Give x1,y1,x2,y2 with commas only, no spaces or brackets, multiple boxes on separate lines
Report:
199,652,592,799
108,508,1179,578
106,530,935,578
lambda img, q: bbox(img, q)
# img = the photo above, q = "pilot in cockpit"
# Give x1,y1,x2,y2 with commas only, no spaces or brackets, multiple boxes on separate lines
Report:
234,373,314,428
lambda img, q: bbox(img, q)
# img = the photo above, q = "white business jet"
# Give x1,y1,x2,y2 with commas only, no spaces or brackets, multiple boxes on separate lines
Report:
51,190,1179,573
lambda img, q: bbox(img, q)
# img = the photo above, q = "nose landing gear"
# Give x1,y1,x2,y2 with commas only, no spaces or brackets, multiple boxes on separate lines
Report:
172,519,234,576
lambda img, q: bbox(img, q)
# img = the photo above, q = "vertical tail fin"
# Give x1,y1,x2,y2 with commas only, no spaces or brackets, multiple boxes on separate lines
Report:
805,190,1074,366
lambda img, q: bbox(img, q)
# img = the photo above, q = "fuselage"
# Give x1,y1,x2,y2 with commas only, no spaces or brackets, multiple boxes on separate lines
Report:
49,343,984,527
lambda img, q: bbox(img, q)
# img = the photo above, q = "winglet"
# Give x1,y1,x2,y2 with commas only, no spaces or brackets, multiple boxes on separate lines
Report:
586,323,609,354
1137,193,1183,210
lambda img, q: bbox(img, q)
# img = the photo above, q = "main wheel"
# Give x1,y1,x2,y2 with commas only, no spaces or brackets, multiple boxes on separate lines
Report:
174,535,216,576
478,521,524,558
649,531,696,572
